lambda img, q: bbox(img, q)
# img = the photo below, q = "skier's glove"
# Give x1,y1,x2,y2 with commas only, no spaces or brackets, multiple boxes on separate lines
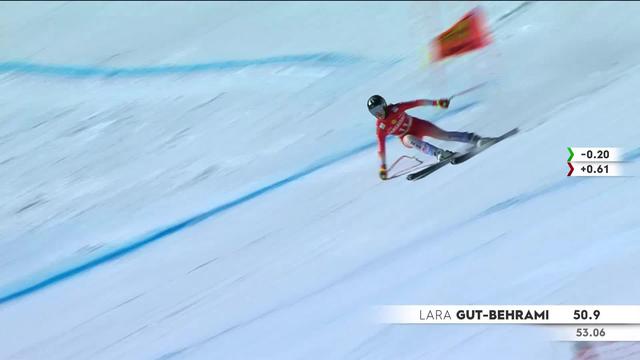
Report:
379,166,388,181
436,98,450,109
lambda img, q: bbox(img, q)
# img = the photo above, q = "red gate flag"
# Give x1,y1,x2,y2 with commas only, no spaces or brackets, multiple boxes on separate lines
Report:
431,7,492,62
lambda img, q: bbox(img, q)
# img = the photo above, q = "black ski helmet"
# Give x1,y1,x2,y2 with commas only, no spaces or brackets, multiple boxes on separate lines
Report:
367,95,387,118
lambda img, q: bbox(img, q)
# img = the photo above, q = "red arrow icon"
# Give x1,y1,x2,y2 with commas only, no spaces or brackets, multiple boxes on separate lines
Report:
567,162,574,176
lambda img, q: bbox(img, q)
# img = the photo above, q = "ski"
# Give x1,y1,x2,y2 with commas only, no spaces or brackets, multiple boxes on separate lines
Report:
450,128,519,165
406,128,519,181
406,154,459,181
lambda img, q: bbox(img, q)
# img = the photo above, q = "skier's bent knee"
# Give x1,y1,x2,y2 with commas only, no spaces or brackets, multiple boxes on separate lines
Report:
401,135,417,148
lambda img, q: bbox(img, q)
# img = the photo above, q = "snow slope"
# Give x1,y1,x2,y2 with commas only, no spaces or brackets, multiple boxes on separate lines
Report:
1,1,639,359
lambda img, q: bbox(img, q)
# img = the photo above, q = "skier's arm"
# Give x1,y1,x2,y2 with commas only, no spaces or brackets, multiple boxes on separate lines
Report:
395,98,450,112
377,128,388,180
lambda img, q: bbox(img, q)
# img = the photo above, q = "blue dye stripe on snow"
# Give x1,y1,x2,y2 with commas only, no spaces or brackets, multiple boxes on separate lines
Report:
470,145,640,222
0,53,361,78
0,101,480,305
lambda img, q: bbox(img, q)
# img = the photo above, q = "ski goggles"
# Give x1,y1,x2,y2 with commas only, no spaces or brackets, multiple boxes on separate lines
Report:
369,104,386,118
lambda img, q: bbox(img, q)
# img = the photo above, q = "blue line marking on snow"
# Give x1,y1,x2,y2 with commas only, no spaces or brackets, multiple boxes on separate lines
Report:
0,53,361,78
0,143,374,304
0,102,480,304
624,146,640,162
471,145,640,221
0,101,481,305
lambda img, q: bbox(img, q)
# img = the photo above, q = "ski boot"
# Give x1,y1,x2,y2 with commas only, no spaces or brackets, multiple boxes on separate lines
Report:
436,149,456,162
470,134,494,148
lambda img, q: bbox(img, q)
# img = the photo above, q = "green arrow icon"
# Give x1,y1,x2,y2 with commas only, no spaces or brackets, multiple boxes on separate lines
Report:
567,147,574,162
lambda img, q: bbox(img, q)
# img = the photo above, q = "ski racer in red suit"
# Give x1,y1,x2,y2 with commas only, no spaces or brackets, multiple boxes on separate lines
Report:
368,94,490,180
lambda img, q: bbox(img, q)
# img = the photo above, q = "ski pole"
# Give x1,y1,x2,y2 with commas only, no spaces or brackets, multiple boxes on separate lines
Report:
387,156,424,179
448,81,489,100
